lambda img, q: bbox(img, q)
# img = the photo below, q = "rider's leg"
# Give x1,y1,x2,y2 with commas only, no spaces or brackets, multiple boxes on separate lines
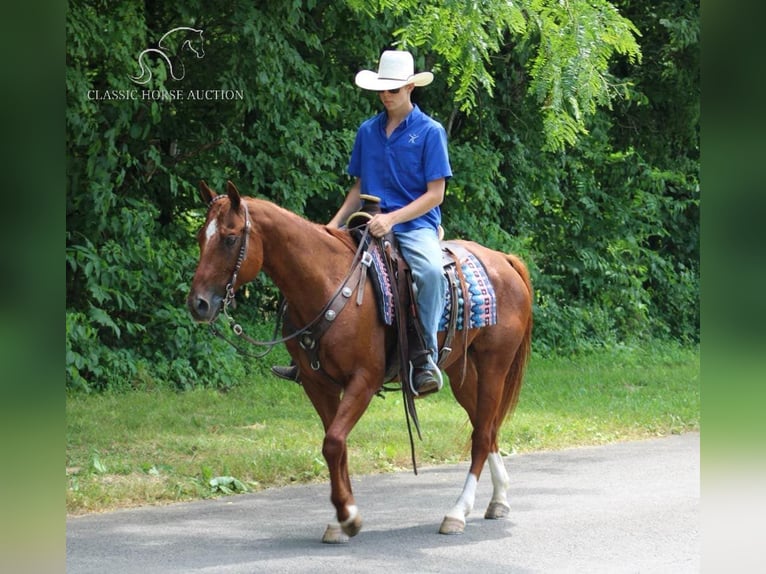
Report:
395,227,446,395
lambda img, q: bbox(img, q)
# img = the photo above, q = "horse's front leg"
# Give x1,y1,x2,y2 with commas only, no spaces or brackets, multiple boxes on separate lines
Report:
298,375,350,544
439,470,480,534
319,377,376,543
321,444,358,544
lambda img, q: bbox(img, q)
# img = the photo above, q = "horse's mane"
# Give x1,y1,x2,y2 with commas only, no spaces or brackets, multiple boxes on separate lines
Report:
323,226,357,252
245,196,357,253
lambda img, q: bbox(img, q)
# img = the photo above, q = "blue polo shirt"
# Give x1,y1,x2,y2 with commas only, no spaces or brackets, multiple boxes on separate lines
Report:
348,105,452,232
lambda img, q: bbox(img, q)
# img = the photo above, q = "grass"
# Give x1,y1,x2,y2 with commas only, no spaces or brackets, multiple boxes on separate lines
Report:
66,342,699,515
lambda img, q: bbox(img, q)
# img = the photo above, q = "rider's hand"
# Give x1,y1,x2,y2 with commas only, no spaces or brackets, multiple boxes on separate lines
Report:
368,213,396,237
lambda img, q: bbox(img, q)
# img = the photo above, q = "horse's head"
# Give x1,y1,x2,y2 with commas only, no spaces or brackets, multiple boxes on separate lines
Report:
187,180,262,322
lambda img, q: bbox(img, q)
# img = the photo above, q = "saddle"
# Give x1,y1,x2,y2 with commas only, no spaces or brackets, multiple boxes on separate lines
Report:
289,196,497,392
345,196,496,386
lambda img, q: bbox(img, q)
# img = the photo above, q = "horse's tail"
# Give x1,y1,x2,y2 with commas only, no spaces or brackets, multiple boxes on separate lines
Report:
498,253,534,422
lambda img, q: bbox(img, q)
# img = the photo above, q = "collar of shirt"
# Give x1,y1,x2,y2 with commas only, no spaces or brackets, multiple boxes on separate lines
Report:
376,104,423,141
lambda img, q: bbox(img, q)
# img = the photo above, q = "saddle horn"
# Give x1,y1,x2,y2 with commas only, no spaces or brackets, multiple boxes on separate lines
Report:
346,194,381,229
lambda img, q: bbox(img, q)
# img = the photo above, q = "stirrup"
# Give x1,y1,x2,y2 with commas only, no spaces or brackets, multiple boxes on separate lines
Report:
408,355,443,397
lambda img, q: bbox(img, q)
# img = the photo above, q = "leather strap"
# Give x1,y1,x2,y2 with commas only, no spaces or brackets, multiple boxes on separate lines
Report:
441,243,473,385
297,263,365,372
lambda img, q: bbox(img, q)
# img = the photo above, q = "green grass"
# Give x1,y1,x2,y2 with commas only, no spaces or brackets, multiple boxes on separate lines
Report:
66,342,699,515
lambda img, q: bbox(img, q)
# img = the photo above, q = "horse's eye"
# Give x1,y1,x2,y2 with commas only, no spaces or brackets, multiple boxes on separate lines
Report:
224,235,238,247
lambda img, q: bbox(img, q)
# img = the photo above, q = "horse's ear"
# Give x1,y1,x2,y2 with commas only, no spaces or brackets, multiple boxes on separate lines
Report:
226,180,241,211
199,180,216,205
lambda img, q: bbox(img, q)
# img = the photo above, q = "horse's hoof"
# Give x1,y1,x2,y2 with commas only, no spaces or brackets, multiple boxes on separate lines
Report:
341,513,363,537
484,501,511,519
321,523,349,544
438,516,465,535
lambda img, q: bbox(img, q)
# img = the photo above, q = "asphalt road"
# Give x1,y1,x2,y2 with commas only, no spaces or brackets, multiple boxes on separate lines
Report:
66,432,699,574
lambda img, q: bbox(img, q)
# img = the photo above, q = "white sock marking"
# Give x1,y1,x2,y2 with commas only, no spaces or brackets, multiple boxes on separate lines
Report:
341,504,358,527
445,473,478,522
488,452,510,505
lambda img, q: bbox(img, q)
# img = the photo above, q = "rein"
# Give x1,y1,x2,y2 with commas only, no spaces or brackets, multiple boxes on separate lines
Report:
209,196,371,360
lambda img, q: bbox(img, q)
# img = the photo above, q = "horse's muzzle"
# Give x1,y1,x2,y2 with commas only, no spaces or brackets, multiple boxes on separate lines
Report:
187,291,223,323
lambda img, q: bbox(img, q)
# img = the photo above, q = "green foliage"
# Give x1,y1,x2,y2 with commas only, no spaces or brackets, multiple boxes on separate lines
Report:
209,476,249,495
349,0,640,150
66,0,698,391
437,0,699,353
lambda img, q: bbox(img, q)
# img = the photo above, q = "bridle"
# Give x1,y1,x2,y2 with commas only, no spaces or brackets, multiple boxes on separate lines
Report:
204,196,371,361
212,194,250,316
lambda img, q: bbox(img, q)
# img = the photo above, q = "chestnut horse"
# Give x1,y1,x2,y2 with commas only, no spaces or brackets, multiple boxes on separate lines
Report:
187,181,533,543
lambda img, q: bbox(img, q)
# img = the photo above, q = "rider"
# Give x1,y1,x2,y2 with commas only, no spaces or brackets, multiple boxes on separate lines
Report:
273,49,451,396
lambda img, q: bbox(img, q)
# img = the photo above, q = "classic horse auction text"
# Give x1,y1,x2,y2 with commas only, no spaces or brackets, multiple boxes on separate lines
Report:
86,89,244,101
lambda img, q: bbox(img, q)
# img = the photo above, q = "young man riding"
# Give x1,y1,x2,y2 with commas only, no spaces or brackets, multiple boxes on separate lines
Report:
273,50,451,396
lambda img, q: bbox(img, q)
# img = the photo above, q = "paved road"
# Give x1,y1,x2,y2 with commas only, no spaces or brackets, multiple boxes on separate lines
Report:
66,433,699,574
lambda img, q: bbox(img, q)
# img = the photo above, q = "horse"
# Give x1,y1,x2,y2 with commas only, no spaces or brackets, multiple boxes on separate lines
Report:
130,27,205,85
187,180,533,543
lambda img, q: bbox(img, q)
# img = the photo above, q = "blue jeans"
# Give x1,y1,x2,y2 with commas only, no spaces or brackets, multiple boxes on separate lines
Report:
395,227,446,366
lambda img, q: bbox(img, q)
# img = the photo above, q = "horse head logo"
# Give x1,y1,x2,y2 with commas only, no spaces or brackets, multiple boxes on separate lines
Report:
130,27,205,85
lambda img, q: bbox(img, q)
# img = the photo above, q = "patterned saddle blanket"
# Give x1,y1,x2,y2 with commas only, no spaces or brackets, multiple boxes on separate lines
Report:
365,240,497,331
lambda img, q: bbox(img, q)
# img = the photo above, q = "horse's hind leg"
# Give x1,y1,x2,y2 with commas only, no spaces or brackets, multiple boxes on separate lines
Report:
439,471,479,535
484,450,511,519
437,357,490,534
440,453,509,529
440,346,512,534
440,443,508,534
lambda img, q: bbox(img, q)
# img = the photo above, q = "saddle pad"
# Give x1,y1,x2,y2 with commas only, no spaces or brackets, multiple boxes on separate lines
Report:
367,244,395,325
365,242,497,331
438,250,498,331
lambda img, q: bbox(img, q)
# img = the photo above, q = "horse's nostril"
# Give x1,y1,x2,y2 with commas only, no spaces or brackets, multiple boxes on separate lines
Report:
196,297,209,315
188,294,211,319
187,292,222,322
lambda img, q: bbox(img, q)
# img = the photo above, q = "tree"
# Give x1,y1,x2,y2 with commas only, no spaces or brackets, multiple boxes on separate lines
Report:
66,0,698,390
348,0,641,150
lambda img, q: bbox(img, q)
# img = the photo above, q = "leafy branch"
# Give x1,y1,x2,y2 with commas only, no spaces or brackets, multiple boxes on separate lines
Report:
346,0,641,150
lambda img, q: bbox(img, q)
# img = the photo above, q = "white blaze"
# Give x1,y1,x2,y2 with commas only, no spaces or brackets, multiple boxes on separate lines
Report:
204,219,218,244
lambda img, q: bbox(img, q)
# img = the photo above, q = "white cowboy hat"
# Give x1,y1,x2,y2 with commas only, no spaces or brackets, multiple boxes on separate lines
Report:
355,50,433,91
